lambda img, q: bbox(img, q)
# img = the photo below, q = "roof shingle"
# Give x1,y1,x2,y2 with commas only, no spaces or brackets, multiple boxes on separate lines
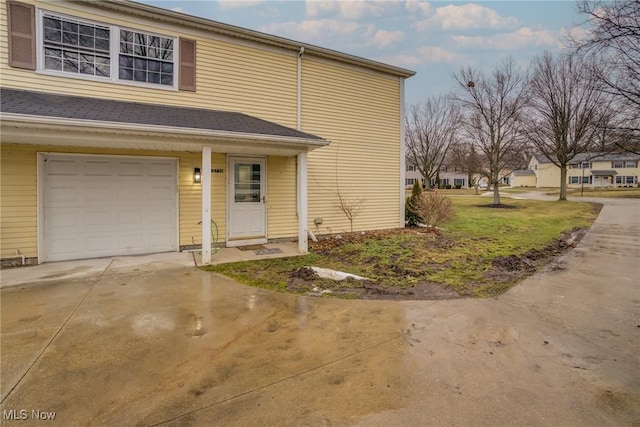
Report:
0,88,326,142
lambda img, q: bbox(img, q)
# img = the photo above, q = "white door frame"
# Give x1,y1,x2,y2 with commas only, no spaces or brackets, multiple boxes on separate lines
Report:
226,155,268,247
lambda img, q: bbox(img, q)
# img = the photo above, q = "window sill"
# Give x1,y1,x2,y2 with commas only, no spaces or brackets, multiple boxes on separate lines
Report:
36,69,179,92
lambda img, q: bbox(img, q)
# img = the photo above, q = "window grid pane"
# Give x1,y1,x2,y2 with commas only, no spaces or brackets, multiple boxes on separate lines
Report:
42,14,110,78
119,29,174,86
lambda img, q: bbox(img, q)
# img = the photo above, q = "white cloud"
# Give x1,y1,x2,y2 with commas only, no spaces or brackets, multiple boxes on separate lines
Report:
405,0,431,16
306,0,336,17
377,45,461,68
414,3,519,32
260,19,374,44
218,0,267,10
306,0,391,20
452,27,558,51
560,25,590,48
376,53,423,68
371,30,405,49
416,46,460,63
171,7,185,13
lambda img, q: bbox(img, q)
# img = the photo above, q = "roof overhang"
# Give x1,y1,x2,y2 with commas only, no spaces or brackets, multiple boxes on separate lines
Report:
0,113,329,156
590,170,618,177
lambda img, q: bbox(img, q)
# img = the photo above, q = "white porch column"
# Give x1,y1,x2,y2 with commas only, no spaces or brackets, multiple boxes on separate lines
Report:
201,146,212,264
297,151,308,253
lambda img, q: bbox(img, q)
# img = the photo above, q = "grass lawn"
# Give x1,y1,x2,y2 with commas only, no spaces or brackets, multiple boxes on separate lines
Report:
204,197,601,299
563,187,640,198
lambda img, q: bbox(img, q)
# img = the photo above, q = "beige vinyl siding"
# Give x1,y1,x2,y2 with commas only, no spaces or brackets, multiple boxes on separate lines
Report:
177,153,227,248
536,163,562,188
302,58,401,234
0,1,298,128
0,144,38,258
0,144,227,259
266,156,297,238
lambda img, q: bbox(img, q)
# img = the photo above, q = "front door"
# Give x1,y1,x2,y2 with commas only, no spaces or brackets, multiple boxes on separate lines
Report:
227,157,267,246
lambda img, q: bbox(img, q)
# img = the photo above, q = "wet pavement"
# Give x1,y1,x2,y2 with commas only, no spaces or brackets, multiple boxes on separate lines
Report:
1,198,639,426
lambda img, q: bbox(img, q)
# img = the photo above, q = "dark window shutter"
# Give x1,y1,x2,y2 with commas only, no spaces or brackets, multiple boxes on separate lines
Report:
179,38,196,92
7,0,36,70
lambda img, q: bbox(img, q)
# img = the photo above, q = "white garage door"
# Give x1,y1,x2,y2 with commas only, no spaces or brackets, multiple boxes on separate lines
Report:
42,154,178,262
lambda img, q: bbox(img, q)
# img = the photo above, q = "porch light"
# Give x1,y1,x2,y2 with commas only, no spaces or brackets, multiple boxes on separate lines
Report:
193,168,201,184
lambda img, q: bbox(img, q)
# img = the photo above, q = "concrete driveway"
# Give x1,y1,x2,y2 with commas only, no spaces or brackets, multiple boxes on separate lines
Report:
1,198,639,426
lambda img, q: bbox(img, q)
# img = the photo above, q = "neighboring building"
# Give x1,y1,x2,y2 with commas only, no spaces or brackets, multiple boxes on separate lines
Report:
0,0,414,266
529,153,640,188
405,164,468,189
509,170,536,187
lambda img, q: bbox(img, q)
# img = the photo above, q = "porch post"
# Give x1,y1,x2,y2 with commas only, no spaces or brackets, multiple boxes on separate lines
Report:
297,151,308,253
201,146,212,264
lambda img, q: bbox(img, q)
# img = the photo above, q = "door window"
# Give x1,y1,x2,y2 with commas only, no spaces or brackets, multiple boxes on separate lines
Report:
234,163,261,202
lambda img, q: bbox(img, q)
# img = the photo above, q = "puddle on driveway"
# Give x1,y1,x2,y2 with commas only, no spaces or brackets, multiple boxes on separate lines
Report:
1,268,410,426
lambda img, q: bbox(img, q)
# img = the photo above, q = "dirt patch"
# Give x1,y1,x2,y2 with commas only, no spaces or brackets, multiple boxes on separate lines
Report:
297,227,586,301
485,230,582,284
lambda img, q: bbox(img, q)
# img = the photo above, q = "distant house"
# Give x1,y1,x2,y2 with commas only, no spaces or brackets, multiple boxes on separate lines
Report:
508,170,536,187
405,164,468,189
0,0,414,266
529,153,640,188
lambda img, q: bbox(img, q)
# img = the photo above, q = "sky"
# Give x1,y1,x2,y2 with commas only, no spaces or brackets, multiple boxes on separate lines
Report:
141,0,588,105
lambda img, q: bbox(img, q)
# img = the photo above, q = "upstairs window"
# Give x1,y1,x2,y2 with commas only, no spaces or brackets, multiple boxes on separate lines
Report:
119,29,174,86
612,161,624,168
35,10,190,90
42,14,110,77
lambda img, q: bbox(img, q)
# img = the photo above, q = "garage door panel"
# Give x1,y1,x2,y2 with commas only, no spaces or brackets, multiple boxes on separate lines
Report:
117,186,146,202
149,232,174,247
85,161,113,176
43,154,178,262
118,161,145,176
48,237,79,256
46,185,78,204
84,185,113,203
47,209,79,229
47,159,78,176
117,234,145,251
84,211,111,227
118,210,143,226
149,185,175,201
148,209,173,226
85,235,114,253
149,162,176,177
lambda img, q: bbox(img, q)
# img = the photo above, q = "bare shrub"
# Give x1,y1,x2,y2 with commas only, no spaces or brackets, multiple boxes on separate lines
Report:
411,191,455,228
337,191,365,233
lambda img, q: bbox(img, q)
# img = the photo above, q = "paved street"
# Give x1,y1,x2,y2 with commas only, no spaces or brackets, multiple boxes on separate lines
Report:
1,198,638,426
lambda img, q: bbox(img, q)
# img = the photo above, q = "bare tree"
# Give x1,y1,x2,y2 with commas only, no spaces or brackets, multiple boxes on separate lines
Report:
447,141,484,191
453,58,528,205
573,0,640,147
405,95,461,190
525,52,611,200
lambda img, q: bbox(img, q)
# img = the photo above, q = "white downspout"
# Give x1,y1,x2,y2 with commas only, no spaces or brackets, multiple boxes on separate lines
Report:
297,46,304,130
399,77,406,228
297,46,308,253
